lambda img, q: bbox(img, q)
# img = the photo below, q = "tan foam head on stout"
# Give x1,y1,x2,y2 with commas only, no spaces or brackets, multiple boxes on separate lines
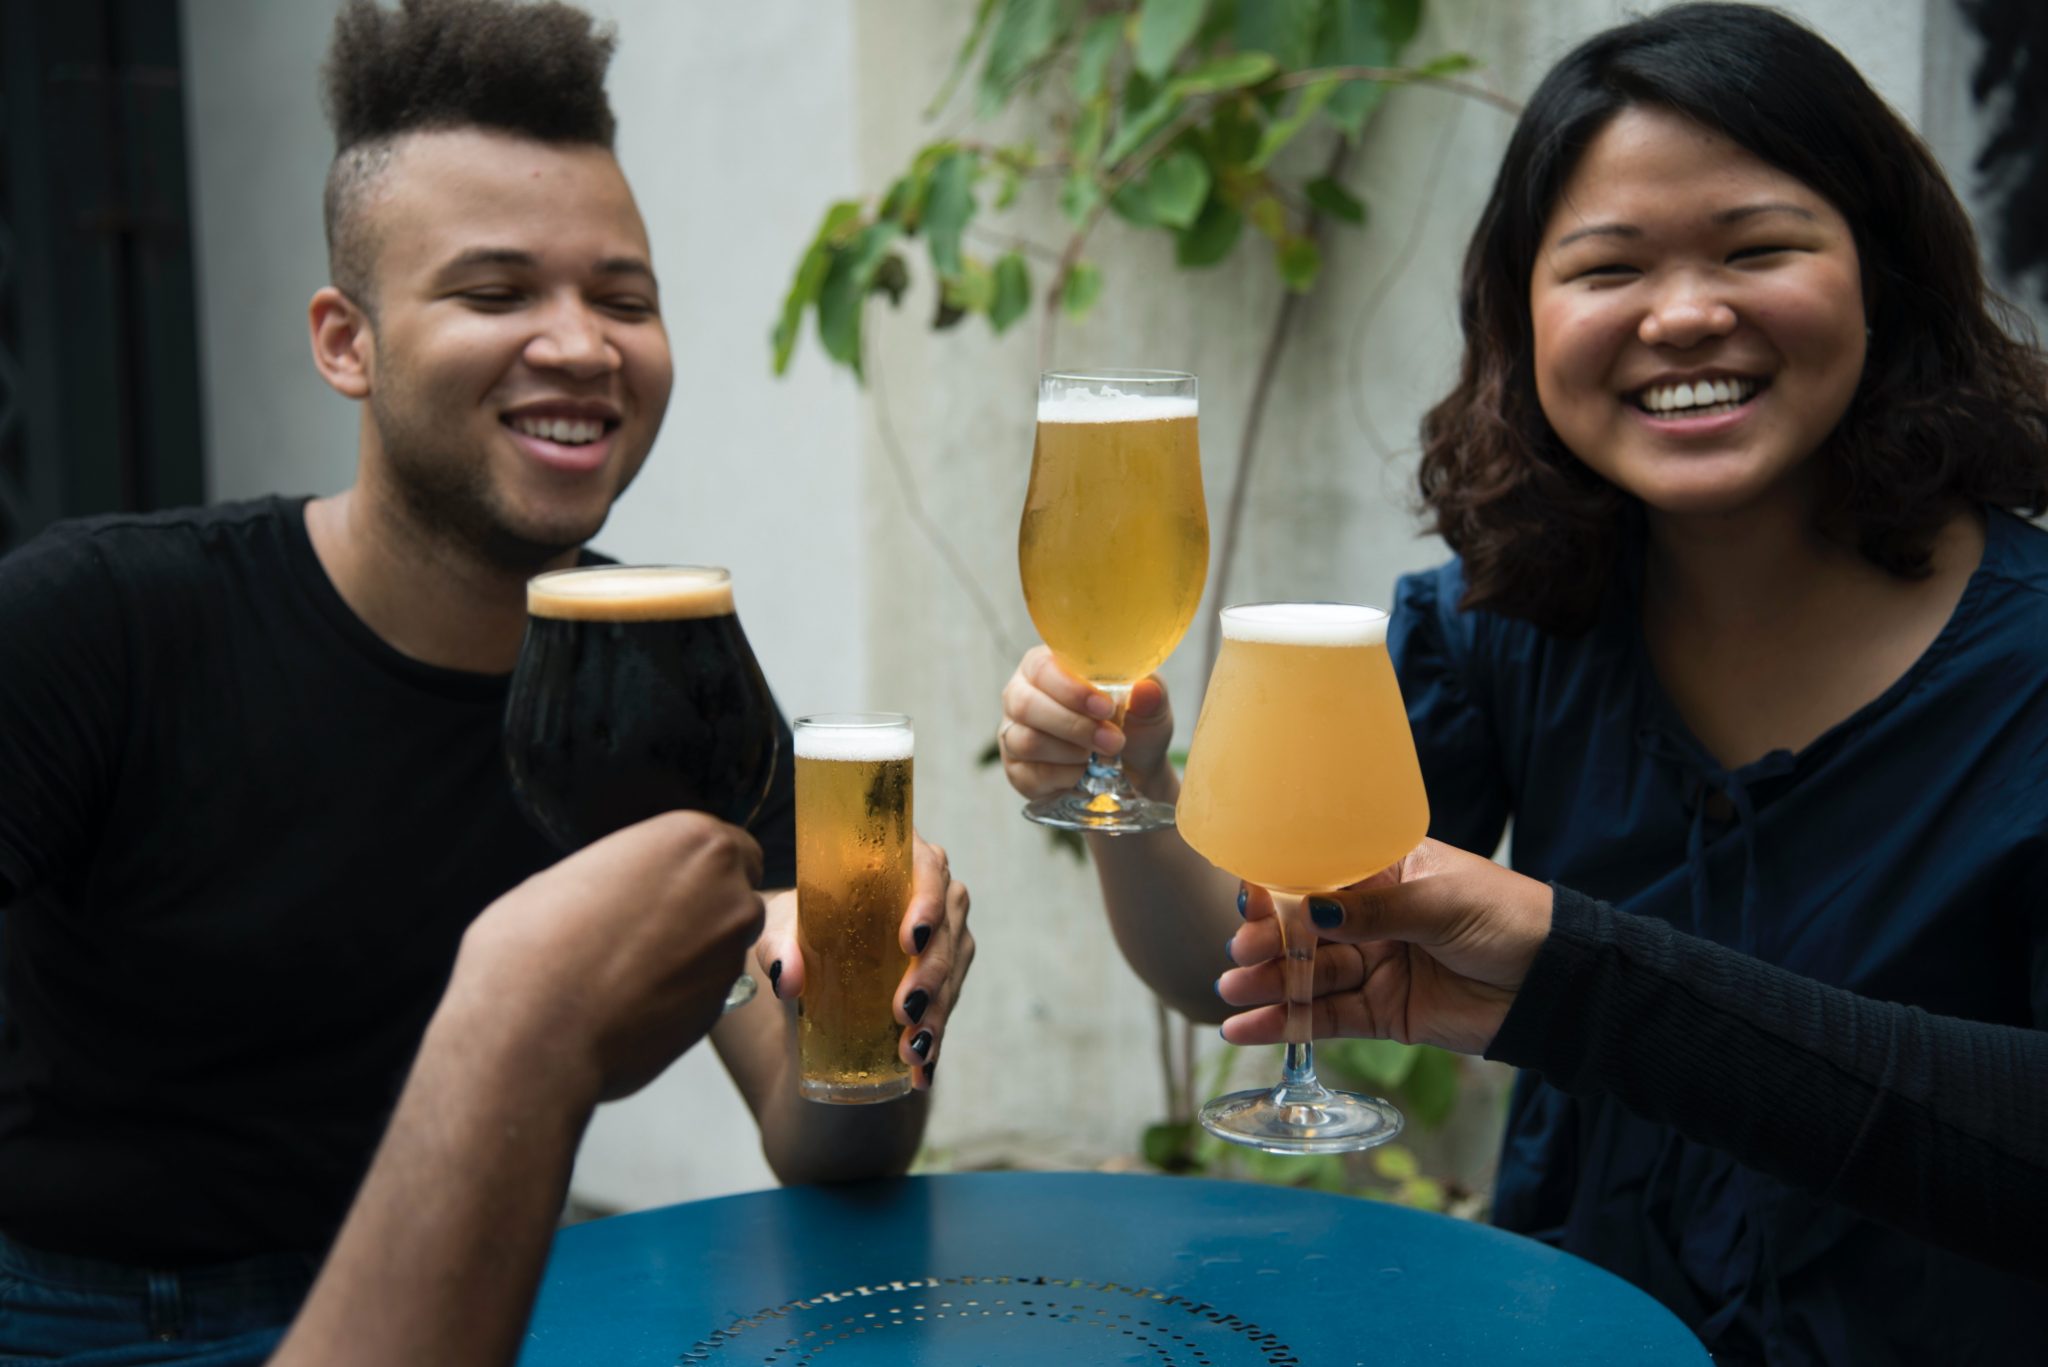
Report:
526,565,734,621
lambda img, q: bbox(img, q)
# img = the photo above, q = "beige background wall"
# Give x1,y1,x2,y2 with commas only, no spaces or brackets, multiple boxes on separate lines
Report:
179,0,1999,1210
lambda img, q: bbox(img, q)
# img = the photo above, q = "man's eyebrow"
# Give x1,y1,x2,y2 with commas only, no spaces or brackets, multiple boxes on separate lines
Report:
431,248,656,281
1551,201,1820,251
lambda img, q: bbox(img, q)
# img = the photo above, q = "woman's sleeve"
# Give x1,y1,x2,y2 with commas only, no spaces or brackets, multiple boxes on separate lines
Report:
1487,886,2048,1278
1388,562,1511,857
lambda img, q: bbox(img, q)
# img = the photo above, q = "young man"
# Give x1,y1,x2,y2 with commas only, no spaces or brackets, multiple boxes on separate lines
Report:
0,3,972,1362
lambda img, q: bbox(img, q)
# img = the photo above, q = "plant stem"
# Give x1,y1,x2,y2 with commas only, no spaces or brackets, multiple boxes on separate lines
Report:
1271,64,1522,115
1203,136,1356,677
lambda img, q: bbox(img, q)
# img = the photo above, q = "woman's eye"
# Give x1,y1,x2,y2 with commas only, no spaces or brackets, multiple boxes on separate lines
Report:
601,297,657,318
1728,245,1789,263
1574,263,1638,281
459,288,523,307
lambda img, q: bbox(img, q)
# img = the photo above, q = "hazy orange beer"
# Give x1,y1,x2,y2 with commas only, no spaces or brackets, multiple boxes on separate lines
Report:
795,713,915,1104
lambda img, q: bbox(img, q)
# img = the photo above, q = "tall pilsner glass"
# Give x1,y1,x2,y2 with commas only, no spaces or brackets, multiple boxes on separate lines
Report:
1018,370,1208,834
1177,603,1429,1152
504,565,780,1010
795,713,915,1103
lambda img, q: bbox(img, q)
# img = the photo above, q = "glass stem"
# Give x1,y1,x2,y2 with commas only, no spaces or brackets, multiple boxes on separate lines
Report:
1270,890,1330,1105
1079,684,1134,797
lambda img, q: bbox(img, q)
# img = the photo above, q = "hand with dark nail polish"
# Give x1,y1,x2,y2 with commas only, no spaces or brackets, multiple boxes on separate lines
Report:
913,923,933,954
1310,896,1343,930
902,988,929,1025
1237,885,1248,918
767,960,783,996
910,1029,933,1059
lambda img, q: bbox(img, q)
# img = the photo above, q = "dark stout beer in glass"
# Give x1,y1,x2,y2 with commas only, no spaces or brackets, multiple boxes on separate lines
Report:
506,565,778,848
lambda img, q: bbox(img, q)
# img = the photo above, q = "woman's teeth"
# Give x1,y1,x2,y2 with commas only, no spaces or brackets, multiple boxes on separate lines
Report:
1636,377,1759,417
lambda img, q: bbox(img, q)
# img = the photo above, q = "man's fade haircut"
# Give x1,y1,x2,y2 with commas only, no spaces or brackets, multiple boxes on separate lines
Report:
320,0,619,310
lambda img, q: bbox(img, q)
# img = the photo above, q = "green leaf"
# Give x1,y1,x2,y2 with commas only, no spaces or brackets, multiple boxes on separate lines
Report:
1103,88,1184,165
1235,0,1324,69
1069,97,1108,174
1139,148,1210,228
772,199,862,375
1319,1036,1417,1089
1168,51,1277,95
1316,0,1423,135
990,252,1032,332
924,151,979,278
927,0,1003,117
1401,1045,1462,1129
979,0,1073,116
1246,192,1288,241
1371,1143,1420,1181
943,257,997,315
1205,97,1262,166
1061,260,1103,317
1250,78,1337,169
1415,51,1478,78
816,220,902,379
1071,14,1123,100
1133,0,1209,79
1305,175,1367,225
1059,167,1102,224
1175,195,1242,267
870,253,910,306
1142,1120,1198,1171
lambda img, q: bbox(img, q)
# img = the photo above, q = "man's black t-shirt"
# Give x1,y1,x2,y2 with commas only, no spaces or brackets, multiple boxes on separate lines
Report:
0,497,796,1264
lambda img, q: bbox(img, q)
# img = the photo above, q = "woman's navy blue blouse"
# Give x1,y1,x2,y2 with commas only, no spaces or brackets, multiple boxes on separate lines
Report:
1389,508,2048,1366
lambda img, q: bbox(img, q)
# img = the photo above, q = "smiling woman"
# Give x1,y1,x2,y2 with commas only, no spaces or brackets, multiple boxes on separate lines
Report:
990,3,2048,1364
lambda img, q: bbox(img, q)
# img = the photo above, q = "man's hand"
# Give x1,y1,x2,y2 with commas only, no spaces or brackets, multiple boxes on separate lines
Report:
754,831,973,1089
444,810,767,1105
1217,839,1551,1056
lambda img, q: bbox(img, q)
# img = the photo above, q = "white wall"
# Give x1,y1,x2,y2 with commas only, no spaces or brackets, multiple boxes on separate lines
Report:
182,0,1977,1211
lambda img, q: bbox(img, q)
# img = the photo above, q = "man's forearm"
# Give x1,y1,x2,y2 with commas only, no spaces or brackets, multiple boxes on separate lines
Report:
270,1003,599,1367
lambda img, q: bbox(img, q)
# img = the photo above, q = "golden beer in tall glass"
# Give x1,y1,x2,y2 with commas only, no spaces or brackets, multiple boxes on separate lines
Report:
1018,370,1207,832
1177,603,1427,1154
795,714,914,1104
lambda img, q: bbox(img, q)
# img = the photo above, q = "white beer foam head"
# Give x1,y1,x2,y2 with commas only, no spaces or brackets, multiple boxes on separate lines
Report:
1219,602,1388,647
1038,383,1197,425
795,714,914,762
527,565,734,621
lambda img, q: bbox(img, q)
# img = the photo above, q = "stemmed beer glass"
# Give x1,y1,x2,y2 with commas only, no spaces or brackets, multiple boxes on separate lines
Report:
504,565,780,1010
1177,602,1430,1152
1017,369,1208,834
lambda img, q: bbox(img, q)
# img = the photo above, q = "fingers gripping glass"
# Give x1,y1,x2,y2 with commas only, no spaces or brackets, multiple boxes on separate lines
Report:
504,565,781,1012
1177,603,1430,1153
1017,369,1209,834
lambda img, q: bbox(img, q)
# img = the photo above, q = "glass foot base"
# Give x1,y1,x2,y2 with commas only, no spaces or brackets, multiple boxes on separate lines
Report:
1199,1084,1403,1155
1023,789,1176,835
723,974,758,1013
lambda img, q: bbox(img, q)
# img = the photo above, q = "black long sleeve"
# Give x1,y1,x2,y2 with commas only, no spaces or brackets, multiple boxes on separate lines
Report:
1484,886,2048,1279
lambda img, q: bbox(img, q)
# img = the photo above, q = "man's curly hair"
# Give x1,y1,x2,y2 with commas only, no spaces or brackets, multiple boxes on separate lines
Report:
321,0,618,310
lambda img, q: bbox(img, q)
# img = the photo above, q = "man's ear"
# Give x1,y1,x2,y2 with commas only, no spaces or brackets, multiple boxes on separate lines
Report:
309,286,374,399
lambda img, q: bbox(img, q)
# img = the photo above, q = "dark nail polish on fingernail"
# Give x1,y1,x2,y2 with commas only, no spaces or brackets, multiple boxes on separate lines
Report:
911,1029,933,1059
913,923,933,954
1237,886,1248,918
1224,935,1237,962
767,960,783,996
904,988,929,1024
1309,897,1342,930
923,1060,938,1087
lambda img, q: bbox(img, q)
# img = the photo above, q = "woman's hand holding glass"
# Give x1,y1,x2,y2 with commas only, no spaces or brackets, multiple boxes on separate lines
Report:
997,646,1179,806
750,832,974,1092
1218,839,1553,1057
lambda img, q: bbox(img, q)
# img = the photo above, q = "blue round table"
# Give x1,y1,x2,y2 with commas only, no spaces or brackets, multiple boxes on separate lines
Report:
518,1172,1704,1365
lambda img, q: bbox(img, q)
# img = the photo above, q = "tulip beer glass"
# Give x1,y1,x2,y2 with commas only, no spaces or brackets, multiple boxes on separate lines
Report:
1177,602,1429,1152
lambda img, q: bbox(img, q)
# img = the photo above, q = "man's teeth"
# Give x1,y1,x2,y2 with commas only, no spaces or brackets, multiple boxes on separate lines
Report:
511,416,606,445
1637,378,1759,415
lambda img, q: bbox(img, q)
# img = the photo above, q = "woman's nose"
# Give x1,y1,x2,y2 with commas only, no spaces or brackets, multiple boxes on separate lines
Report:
1638,277,1737,349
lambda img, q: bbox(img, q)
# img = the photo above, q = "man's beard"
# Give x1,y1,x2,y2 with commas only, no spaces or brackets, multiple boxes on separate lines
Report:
373,401,597,576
